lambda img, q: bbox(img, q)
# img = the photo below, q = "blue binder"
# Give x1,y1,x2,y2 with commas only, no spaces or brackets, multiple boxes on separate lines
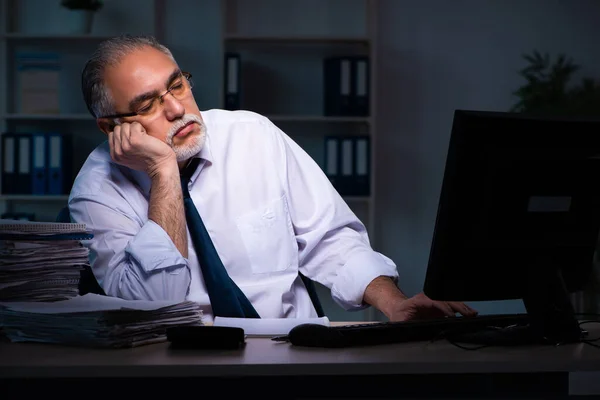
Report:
46,132,72,195
31,132,47,195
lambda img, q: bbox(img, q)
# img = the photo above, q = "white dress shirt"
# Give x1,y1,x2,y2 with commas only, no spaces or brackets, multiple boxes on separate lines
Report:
69,109,398,321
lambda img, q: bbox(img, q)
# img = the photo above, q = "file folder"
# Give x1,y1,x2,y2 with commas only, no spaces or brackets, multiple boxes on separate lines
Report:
339,137,354,195
32,132,47,195
47,133,72,195
324,136,339,189
354,136,370,196
15,133,33,195
352,56,370,116
1,133,17,195
323,57,353,116
224,53,241,110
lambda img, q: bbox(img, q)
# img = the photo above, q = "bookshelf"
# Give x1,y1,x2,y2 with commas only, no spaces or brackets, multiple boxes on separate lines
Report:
0,0,381,321
0,0,162,221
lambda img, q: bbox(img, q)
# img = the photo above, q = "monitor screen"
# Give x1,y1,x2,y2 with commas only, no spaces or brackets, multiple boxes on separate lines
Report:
423,110,600,343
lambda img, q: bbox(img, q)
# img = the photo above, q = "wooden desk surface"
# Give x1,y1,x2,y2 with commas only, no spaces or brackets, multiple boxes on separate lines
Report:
1,325,599,379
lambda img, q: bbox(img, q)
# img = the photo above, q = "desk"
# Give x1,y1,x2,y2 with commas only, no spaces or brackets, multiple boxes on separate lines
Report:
1,326,600,399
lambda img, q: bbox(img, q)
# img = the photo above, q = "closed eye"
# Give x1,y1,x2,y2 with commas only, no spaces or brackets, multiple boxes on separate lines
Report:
136,101,154,114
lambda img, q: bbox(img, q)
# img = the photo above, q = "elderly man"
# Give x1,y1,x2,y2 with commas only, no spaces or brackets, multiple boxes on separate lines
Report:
69,34,477,321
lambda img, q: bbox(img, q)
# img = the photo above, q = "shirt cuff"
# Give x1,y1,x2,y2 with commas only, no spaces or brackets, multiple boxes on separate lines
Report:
125,220,188,274
330,250,399,310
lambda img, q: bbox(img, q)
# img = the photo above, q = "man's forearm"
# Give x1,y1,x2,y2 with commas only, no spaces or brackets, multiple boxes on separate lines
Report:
148,166,188,258
363,276,408,318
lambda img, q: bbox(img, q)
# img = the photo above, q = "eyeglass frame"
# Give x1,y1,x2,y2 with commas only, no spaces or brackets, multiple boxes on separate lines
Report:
97,71,194,120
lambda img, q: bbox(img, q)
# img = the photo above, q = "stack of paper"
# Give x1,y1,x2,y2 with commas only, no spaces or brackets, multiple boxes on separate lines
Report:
0,293,204,348
0,220,94,302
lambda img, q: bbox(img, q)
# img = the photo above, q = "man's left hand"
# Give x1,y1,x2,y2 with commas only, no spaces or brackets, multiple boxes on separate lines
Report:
386,292,478,322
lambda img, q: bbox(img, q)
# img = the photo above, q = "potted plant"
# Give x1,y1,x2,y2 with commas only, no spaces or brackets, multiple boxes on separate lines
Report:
511,50,600,117
60,0,104,34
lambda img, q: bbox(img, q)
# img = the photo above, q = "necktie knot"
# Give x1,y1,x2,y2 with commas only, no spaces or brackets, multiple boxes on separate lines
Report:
180,158,200,197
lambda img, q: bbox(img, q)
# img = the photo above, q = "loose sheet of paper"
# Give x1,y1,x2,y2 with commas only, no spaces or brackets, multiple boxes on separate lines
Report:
213,316,330,337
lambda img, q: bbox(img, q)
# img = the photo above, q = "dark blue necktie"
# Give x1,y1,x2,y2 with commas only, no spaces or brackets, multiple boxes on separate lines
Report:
181,158,260,318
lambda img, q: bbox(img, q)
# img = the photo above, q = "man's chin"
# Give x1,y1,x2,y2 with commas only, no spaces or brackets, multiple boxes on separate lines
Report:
173,131,206,162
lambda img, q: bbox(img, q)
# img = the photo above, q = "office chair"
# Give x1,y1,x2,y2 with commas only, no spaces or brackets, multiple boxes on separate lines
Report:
56,206,105,296
56,206,326,317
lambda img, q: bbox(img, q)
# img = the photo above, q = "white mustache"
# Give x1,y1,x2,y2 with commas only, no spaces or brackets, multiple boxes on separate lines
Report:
166,114,204,142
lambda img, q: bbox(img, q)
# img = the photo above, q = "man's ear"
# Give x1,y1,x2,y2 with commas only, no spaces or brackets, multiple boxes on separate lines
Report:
97,118,115,135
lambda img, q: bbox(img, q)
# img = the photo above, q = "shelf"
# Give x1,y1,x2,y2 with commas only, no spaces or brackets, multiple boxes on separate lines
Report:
225,35,370,45
3,113,94,121
0,194,368,204
2,33,114,41
0,195,69,202
267,115,371,123
3,114,368,123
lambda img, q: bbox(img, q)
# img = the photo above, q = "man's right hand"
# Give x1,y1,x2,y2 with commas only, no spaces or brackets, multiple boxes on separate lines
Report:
109,121,176,177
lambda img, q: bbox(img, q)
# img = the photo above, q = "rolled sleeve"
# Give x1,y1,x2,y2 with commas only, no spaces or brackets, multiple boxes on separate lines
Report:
69,193,191,302
331,250,399,310
126,220,188,274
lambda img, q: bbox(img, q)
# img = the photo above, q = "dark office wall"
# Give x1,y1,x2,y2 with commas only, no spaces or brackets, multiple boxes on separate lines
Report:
375,0,600,314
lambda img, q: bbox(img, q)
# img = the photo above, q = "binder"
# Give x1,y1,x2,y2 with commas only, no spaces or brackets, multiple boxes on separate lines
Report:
354,136,370,196
323,57,353,116
339,137,354,195
324,136,339,189
224,53,241,110
15,133,33,195
47,133,72,195
352,56,370,116
1,133,17,195
31,132,47,195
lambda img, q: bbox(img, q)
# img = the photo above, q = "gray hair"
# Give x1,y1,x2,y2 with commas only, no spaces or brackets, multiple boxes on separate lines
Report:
81,34,176,119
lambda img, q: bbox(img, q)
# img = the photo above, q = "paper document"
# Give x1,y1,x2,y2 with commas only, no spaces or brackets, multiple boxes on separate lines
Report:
0,293,204,348
0,232,90,302
213,316,330,337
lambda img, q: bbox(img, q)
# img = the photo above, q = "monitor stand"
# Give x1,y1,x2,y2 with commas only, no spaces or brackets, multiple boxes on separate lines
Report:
447,267,587,346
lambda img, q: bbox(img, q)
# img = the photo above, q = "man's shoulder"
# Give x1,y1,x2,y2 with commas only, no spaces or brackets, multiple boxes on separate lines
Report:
202,109,283,151
203,109,274,130
69,141,125,199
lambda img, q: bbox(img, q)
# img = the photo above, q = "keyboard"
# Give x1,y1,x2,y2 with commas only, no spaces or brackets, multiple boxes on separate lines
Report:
273,314,531,348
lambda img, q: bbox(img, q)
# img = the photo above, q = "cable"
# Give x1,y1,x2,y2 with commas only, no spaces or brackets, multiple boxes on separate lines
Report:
578,320,600,348
434,320,600,350
429,328,491,350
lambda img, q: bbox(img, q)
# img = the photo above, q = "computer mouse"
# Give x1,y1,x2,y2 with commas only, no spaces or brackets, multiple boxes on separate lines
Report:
287,323,345,348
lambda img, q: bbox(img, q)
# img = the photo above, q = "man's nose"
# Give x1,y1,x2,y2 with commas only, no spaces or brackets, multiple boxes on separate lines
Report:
163,92,185,120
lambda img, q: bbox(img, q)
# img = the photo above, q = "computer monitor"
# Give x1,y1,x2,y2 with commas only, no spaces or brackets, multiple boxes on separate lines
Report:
423,109,600,345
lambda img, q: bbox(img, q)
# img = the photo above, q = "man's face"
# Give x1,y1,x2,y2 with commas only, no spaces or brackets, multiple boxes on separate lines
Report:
102,45,205,161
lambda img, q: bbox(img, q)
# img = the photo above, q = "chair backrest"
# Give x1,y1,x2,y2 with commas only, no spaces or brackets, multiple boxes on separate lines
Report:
56,206,71,223
56,206,106,296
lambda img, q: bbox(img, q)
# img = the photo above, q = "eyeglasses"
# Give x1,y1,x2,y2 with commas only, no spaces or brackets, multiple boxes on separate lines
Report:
98,71,194,119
